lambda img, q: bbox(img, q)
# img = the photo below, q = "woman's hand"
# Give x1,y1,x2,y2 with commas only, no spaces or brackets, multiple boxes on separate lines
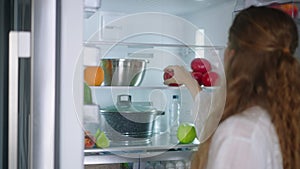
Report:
163,65,202,99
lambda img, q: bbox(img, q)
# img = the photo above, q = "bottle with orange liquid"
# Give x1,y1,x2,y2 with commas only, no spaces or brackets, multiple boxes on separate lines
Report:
83,47,104,86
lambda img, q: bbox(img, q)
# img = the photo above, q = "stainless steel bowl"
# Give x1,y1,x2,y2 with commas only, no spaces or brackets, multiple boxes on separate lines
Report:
100,58,148,86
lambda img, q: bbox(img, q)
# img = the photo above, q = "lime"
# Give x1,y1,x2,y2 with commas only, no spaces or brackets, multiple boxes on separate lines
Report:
95,131,110,148
84,82,93,104
177,123,196,144
94,128,101,139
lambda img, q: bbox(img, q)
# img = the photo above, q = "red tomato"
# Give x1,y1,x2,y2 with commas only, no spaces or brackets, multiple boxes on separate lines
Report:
191,58,212,73
201,71,220,86
282,4,298,17
191,71,203,85
163,70,181,86
269,3,298,17
85,134,95,148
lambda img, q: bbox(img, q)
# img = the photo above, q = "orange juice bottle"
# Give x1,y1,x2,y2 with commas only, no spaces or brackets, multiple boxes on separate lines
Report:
83,47,104,86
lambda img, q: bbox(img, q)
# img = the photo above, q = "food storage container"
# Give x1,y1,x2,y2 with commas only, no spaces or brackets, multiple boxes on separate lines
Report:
99,95,164,145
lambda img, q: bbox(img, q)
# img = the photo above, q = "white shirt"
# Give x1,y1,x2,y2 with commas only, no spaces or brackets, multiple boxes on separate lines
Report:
206,106,283,169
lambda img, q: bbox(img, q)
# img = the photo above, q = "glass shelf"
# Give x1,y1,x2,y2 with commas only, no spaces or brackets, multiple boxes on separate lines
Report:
84,133,199,154
89,85,220,92
84,132,199,164
84,41,225,50
89,85,183,90
84,141,198,155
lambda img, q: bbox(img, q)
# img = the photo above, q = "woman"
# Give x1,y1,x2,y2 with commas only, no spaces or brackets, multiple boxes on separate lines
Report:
164,6,300,169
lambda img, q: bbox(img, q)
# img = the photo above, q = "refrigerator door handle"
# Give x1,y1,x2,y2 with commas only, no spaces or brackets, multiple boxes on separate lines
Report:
8,31,31,169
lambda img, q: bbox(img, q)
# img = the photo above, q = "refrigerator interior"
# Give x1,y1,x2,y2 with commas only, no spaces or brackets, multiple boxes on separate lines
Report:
82,0,234,168
81,0,300,168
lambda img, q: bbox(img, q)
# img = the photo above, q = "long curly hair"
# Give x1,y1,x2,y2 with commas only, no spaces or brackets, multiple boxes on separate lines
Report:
192,6,300,169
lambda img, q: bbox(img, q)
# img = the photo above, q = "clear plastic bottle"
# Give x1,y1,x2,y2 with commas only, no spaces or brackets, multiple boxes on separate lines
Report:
169,95,181,138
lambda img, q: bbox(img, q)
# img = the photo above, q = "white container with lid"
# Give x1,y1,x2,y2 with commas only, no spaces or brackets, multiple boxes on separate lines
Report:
83,46,101,66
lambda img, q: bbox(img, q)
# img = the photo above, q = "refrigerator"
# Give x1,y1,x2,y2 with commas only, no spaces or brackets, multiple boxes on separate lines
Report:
81,0,232,168
1,0,299,169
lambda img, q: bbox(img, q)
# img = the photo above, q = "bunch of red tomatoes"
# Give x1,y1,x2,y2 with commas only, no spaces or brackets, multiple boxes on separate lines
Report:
163,58,220,87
